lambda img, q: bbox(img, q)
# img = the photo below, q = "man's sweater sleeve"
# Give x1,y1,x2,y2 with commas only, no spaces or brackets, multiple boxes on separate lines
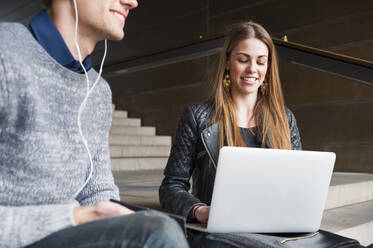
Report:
76,130,120,205
0,202,78,248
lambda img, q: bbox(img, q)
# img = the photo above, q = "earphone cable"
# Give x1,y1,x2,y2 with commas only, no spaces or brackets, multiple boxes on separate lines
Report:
72,0,108,199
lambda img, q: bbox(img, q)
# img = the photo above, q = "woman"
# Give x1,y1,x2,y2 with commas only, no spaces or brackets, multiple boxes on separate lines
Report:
159,21,301,226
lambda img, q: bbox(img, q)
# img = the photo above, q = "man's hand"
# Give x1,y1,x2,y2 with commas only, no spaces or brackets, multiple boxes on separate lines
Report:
73,201,134,225
194,206,210,224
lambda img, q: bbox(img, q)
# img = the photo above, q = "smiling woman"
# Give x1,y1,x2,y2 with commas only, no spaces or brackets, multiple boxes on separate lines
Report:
159,21,303,247
211,21,292,150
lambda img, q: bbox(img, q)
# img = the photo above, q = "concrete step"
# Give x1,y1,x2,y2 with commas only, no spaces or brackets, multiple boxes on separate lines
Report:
113,170,163,210
112,104,115,112
111,158,168,171
321,199,373,246
112,118,141,127
109,135,171,146
113,110,128,118
110,145,171,157
110,126,156,136
325,172,373,210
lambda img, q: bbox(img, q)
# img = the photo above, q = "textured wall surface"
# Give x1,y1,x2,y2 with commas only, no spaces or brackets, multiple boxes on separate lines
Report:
96,0,373,173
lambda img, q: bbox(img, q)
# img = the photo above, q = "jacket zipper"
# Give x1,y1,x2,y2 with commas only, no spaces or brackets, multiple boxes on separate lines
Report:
201,132,217,169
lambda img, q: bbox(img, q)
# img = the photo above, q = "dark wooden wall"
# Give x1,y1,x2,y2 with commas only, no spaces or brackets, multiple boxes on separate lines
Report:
93,0,373,173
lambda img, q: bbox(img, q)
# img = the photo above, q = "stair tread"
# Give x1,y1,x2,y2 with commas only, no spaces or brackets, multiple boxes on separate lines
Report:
110,145,171,158
110,134,170,138
111,118,141,127
109,135,171,146
330,172,373,186
110,126,154,129
322,199,373,232
110,126,156,136
112,117,139,120
110,145,171,148
111,158,168,171
326,173,373,210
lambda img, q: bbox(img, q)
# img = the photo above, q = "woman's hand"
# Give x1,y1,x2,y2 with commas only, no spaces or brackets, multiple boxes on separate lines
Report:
194,206,210,224
73,201,134,225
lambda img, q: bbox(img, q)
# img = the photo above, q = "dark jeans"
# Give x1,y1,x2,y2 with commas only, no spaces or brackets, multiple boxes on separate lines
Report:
188,230,232,248
27,210,189,248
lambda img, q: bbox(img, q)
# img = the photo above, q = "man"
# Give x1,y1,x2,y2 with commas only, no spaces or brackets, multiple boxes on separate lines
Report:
0,0,189,247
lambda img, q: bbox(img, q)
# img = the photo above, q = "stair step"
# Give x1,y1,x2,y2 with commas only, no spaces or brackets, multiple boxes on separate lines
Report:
110,126,156,136
109,135,171,146
113,170,163,210
113,110,128,118
326,172,373,210
321,199,373,246
112,104,115,112
111,158,168,171
110,145,171,157
112,118,141,127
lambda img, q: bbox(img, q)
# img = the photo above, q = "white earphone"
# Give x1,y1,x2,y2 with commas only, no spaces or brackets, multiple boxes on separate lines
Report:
72,0,108,199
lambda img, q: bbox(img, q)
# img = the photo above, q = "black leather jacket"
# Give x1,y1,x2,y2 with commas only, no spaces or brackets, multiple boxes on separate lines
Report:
159,102,302,219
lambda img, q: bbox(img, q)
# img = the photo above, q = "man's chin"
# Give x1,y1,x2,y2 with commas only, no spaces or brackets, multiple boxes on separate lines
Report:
108,31,125,41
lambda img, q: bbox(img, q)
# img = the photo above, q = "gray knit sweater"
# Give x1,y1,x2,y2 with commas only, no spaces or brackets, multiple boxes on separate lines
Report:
0,23,120,247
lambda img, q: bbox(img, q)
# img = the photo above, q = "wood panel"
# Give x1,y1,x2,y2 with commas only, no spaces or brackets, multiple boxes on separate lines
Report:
0,0,42,24
114,82,209,113
273,11,373,51
304,144,373,173
293,100,373,145
280,60,373,106
209,0,373,37
99,0,208,63
106,56,210,97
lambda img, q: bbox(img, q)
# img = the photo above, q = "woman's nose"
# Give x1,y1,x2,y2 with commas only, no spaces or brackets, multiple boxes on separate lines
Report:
246,60,256,73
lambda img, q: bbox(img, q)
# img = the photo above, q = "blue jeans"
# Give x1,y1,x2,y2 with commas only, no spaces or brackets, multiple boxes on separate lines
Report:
188,230,233,248
27,210,189,248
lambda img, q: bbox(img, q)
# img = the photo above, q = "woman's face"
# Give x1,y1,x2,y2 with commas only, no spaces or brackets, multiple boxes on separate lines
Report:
226,38,269,96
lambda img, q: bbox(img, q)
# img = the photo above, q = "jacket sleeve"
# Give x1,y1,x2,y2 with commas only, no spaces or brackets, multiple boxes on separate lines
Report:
159,106,205,218
286,107,302,150
0,202,78,248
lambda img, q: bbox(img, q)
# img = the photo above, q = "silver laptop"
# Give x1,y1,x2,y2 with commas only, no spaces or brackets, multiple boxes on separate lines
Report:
186,147,335,233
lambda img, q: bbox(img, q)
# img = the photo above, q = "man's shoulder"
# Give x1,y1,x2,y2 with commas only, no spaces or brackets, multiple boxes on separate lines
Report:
0,22,25,38
0,22,27,50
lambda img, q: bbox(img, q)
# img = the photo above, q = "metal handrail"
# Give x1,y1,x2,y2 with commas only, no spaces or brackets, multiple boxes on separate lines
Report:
273,37,373,69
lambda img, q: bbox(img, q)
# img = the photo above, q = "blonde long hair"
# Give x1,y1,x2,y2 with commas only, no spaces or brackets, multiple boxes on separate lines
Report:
209,21,291,149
